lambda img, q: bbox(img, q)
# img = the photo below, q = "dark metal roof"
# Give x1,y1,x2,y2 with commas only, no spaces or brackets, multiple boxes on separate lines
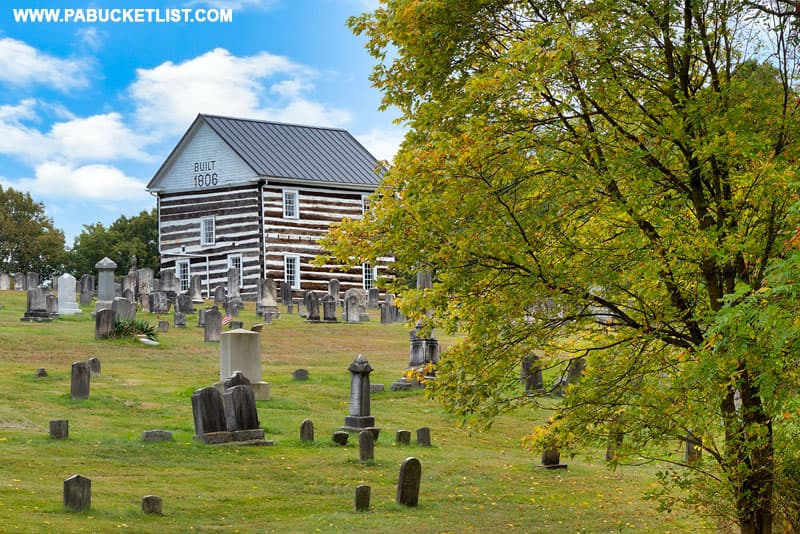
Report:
201,114,382,188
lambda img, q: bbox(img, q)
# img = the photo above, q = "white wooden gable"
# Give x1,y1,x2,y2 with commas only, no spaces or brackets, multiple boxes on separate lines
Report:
147,119,258,194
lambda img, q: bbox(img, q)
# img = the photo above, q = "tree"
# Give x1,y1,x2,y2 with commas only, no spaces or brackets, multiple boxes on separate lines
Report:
0,186,65,279
326,1,800,531
66,209,159,276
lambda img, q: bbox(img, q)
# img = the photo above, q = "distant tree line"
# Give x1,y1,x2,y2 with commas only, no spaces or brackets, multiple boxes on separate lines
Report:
0,185,158,281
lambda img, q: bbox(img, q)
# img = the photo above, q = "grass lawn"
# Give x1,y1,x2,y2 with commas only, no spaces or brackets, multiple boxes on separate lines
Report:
0,290,709,533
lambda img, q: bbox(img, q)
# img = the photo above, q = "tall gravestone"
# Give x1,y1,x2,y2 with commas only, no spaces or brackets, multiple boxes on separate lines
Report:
204,306,222,342
227,267,242,312
159,268,179,301
70,361,90,400
122,274,137,297
136,268,154,297
13,272,25,291
191,387,227,437
95,257,117,312
213,285,226,306
217,329,269,400
79,274,94,306
359,430,375,463
280,281,293,311
0,272,9,290
328,279,340,301
396,457,422,507
343,288,369,322
190,274,204,303
305,291,321,322
176,293,195,314
342,354,377,432
321,294,337,322
256,277,279,318
223,384,260,432
367,287,379,308
26,272,38,290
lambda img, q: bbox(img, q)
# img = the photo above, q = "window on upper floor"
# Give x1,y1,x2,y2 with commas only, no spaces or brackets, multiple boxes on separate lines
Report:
201,217,215,246
283,189,299,219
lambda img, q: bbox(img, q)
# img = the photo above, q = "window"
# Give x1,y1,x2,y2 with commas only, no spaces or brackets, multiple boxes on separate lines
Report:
284,254,300,289
227,254,243,288
361,194,370,215
176,259,190,293
201,217,215,246
363,263,377,290
283,189,299,219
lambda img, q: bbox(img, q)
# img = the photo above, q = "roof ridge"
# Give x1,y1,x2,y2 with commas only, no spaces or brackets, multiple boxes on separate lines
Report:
200,113,349,133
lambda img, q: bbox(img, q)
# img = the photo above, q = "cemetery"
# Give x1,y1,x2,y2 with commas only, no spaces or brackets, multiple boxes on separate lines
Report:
0,286,706,532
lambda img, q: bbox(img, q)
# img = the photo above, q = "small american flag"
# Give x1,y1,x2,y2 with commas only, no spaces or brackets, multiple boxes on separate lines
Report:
221,313,232,326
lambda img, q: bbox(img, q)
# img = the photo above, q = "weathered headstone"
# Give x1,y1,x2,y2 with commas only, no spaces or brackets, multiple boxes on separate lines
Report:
224,370,251,390
354,484,370,512
223,384,260,432
141,495,163,515
50,420,69,439
112,297,136,321
157,320,169,333
332,431,349,445
380,303,393,325
409,322,440,367
79,274,95,306
213,285,226,306
198,308,207,327
57,273,82,315
541,447,566,469
229,320,244,329
328,279,340,301
149,291,170,313
343,288,369,322
566,357,586,388
35,368,47,378
136,268,154,297
293,369,309,381
21,287,53,321
95,257,117,311
63,474,91,512
94,308,115,339
191,386,227,436
70,362,90,400
176,293,195,314
226,267,243,312
190,274,204,303
280,281,293,311
300,419,314,442
218,329,269,400
305,291,321,322
26,271,38,290
256,277,279,318
395,430,411,446
359,430,375,463
13,272,25,291
0,272,9,290
173,312,186,328
141,430,173,442
521,355,544,393
159,268,179,300
46,293,58,316
343,354,376,432
122,274,137,297
321,294,337,322
204,306,222,342
122,288,135,303
416,427,432,447
396,457,422,507
367,287,379,308
87,357,101,377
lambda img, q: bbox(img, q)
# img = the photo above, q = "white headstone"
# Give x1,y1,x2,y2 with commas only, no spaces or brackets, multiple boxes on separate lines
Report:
57,273,82,315
217,329,269,400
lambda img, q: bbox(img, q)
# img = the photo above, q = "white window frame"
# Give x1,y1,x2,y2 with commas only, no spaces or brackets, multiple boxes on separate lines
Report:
284,254,301,290
200,216,215,246
283,188,299,219
362,263,378,290
176,259,191,293
361,194,370,215
227,254,243,288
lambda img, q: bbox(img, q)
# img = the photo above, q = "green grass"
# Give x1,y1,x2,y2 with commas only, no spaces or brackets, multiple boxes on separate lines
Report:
0,291,708,533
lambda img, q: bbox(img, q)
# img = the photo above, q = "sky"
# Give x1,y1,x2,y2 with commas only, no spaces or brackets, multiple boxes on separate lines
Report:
0,0,403,245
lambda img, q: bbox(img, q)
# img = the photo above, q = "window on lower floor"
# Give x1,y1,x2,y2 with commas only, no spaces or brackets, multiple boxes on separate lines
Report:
227,254,243,288
176,259,190,293
285,254,300,289
363,263,377,290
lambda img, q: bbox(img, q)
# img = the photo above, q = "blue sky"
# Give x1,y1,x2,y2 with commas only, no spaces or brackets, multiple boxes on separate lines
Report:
0,0,402,244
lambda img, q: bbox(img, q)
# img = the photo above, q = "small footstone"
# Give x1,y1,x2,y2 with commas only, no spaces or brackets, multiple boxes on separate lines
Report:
35,368,47,378
50,420,69,439
332,431,349,445
416,427,431,447
354,484,370,512
141,430,173,442
141,495,162,515
395,429,411,445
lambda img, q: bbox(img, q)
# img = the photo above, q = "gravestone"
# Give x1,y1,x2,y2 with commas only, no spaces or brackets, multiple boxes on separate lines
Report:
342,354,377,432
95,257,117,311
223,384,260,432
328,279,340,301
280,282,293,311
416,427,432,447
190,274,204,303
94,308,115,339
157,320,169,333
176,293,195,314
13,272,25,291
141,495,163,515
149,291,170,314
359,430,375,463
122,274,137,297
217,329,269,400
293,369,309,381
87,357,100,377
191,387,227,436
395,430,411,446
332,431,349,445
136,268,153,296
300,419,314,442
213,285,226,306
354,484,370,512
141,430,173,442
70,361,90,400
521,355,544,393
685,432,702,465
367,287,379,308
226,267,243,312
46,293,58,316
138,291,151,313
224,370,252,390
21,288,53,321
35,368,47,378
321,294,338,322
198,308,207,327
396,457,422,507
566,357,586,388
159,268,179,300
57,273,82,315
305,291,321,322
112,297,136,321
409,322,440,367
256,277,279,318
26,271,38,290
63,474,91,512
173,312,186,328
343,288,369,322
229,320,244,329
50,420,69,439
204,306,222,342
79,278,94,306
541,447,567,469
0,272,9,290
122,288,135,303
380,303,393,325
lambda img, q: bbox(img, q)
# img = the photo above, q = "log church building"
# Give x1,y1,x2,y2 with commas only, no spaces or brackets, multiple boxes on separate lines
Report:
146,114,385,300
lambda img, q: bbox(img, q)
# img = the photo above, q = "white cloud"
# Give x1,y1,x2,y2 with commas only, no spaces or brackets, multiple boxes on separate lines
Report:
355,126,406,163
49,113,152,162
129,47,351,134
16,162,149,201
75,27,105,51
0,38,90,91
